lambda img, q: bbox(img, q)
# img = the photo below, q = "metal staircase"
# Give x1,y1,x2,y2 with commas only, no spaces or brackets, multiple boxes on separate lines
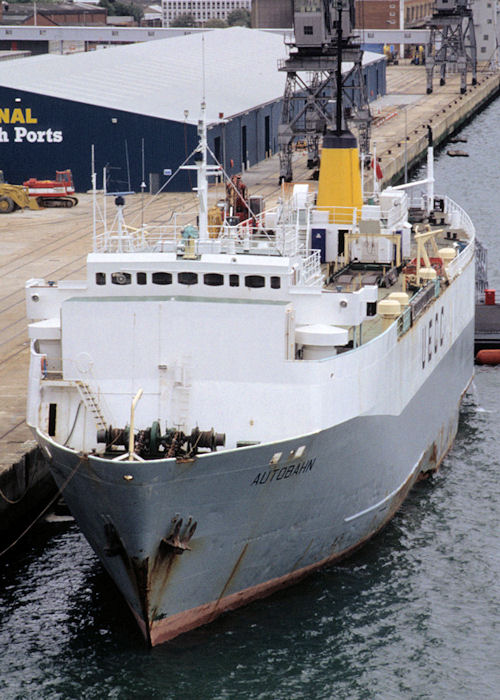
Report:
75,381,108,431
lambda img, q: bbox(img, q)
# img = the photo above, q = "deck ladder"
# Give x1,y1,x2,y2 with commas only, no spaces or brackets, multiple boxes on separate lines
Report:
75,381,108,431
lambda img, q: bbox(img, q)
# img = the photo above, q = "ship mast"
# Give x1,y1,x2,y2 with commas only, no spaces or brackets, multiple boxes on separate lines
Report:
182,100,220,242
196,101,209,240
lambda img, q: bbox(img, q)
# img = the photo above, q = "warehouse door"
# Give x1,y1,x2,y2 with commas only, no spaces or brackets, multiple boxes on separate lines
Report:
265,116,270,156
241,125,247,169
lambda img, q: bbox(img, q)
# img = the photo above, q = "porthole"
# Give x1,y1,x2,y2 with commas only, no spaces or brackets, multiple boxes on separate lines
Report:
137,272,147,285
270,276,281,289
96,272,106,285
229,274,239,287
204,273,224,287
245,275,265,289
152,272,172,285
178,272,198,286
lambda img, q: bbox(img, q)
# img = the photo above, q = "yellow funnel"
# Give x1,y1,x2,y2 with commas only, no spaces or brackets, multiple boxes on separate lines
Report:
316,131,362,222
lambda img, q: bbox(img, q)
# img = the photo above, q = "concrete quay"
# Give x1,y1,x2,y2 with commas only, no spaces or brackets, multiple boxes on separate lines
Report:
369,61,500,187
0,61,499,539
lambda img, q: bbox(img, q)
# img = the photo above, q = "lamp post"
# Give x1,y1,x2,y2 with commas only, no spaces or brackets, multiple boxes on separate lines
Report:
399,0,404,61
404,105,408,183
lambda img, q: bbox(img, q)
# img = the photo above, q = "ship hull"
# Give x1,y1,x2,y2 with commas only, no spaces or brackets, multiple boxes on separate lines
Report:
36,310,473,645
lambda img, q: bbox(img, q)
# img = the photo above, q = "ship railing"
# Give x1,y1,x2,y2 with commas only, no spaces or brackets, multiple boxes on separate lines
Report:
396,305,412,336
397,279,440,337
313,205,358,227
93,217,308,258
410,279,439,322
291,249,323,287
94,225,182,253
217,219,306,257
443,196,475,280
475,239,488,301
444,195,475,239
446,238,474,280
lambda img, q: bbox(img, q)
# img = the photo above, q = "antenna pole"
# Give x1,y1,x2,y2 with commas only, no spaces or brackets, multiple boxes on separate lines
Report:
197,101,209,240
103,166,107,245
141,137,146,229
91,145,96,251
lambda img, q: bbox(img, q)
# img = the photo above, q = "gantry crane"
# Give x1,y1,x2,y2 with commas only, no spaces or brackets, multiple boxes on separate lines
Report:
278,0,371,182
426,0,477,94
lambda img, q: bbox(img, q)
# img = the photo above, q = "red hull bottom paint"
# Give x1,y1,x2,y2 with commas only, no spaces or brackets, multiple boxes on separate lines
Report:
144,419,463,647
147,467,419,646
476,349,500,365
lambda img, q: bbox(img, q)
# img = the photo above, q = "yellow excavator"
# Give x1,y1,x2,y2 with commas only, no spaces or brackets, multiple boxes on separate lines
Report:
0,171,41,213
0,182,42,213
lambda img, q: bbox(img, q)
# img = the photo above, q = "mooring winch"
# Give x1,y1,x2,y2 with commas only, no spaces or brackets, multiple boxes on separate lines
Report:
97,422,225,460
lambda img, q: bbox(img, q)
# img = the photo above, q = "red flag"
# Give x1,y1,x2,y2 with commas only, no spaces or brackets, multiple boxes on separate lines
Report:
371,159,383,180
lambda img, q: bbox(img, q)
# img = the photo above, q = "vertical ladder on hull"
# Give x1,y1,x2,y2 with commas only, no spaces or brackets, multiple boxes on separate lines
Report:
173,357,191,432
75,381,108,431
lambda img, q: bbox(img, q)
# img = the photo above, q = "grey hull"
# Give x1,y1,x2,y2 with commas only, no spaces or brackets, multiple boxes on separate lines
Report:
38,316,473,645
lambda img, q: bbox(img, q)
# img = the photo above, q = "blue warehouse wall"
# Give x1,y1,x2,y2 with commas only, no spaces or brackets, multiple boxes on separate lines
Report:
0,87,199,193
343,57,386,106
207,99,283,175
365,58,386,101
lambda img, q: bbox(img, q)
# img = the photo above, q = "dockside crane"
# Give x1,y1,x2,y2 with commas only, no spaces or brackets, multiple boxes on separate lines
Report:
278,0,371,183
426,0,477,94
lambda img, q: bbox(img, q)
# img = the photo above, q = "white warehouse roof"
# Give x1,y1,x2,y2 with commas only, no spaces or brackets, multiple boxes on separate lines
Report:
0,28,383,125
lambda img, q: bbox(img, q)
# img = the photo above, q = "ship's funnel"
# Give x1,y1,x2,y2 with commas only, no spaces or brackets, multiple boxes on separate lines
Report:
316,130,362,221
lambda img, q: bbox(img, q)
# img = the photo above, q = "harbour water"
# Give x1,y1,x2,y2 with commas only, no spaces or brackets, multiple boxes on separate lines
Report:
1,100,500,699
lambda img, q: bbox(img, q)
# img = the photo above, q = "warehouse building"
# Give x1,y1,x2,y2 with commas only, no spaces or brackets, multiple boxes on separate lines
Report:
0,27,386,193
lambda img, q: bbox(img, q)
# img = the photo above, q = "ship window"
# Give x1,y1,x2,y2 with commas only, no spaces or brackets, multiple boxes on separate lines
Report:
304,25,313,35
111,272,131,285
178,272,198,286
245,275,265,288
137,272,147,285
95,272,106,285
152,272,172,285
270,276,281,289
48,403,57,437
204,273,224,286
229,274,239,287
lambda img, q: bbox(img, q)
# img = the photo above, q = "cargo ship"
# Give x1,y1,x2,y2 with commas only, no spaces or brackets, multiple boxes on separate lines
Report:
25,99,474,645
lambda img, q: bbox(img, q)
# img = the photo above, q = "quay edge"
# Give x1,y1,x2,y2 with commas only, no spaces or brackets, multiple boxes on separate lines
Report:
0,442,56,548
380,69,500,187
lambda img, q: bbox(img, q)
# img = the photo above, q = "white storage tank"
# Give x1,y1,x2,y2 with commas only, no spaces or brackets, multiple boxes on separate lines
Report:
295,324,349,360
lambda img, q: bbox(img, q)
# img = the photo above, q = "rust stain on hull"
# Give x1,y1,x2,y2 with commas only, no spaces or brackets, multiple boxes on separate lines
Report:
148,466,421,647
215,543,249,606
